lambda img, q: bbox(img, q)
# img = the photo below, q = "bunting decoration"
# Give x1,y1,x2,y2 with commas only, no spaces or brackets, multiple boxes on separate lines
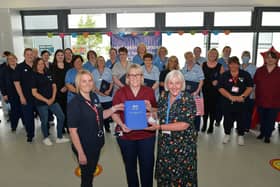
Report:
83,32,89,38
47,32,53,38
190,30,196,35
143,31,149,36
59,33,65,38
202,30,209,35
71,33,77,38
166,31,172,36
131,32,138,36
106,31,113,37
212,30,219,35
178,30,184,35
224,30,231,35
154,31,161,36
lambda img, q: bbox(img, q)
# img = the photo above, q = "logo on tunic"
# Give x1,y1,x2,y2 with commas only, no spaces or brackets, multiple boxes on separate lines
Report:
132,104,139,110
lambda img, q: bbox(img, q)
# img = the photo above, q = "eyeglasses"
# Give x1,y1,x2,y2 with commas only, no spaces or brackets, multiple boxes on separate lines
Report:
128,74,143,78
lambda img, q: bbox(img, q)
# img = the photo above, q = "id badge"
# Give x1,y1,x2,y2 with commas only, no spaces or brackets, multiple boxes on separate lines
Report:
162,131,171,135
231,86,239,93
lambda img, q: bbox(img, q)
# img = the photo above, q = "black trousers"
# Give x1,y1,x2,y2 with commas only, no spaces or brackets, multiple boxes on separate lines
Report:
223,111,245,136
101,101,112,130
72,146,101,187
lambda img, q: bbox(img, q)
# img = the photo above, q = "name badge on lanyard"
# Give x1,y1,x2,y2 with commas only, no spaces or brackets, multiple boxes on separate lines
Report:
231,86,239,93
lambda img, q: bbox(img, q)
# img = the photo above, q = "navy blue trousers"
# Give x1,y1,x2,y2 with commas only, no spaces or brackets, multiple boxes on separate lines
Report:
258,107,279,138
117,136,155,187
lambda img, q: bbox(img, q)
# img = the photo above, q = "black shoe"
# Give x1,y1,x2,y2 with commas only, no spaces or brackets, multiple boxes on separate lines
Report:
27,137,33,143
207,127,214,134
105,128,111,133
201,125,207,132
264,137,270,143
11,129,16,133
215,122,220,127
257,134,264,139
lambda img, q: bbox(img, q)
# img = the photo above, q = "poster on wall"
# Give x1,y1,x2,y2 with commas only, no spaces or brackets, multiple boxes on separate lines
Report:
111,34,162,62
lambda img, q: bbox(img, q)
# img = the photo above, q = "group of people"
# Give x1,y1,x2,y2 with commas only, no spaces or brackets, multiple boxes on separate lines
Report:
0,43,279,187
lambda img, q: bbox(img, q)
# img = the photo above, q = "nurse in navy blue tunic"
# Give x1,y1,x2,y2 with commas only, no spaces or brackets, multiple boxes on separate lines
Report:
68,70,123,187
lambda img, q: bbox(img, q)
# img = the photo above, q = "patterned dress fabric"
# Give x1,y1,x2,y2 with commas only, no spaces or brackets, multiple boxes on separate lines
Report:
155,91,198,187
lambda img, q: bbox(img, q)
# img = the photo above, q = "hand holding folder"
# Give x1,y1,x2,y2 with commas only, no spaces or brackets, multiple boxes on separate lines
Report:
124,100,147,130
100,80,113,96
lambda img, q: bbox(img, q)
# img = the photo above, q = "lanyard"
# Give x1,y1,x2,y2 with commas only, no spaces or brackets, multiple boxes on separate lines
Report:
165,93,181,124
85,100,103,137
232,75,239,85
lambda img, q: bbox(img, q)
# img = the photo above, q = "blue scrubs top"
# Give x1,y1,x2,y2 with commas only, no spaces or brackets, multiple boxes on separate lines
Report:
218,57,228,71
65,68,79,103
181,64,205,83
153,56,168,72
132,54,144,65
92,67,113,103
83,61,96,73
105,59,120,69
196,57,207,65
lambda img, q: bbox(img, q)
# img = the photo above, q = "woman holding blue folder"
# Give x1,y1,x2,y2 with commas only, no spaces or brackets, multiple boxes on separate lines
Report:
147,70,197,187
112,63,157,187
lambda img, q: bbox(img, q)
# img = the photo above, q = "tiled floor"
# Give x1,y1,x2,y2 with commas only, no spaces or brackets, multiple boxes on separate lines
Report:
0,112,279,187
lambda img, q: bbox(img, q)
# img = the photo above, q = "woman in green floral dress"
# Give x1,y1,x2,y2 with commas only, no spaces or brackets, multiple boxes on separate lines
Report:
147,70,197,187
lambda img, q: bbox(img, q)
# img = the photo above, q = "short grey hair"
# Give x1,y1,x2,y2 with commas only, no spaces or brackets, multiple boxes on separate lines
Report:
164,70,185,91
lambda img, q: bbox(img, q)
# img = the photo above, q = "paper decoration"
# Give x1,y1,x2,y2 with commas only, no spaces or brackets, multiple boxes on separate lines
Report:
202,30,209,35
59,33,65,38
71,33,77,38
118,32,125,38
143,31,149,36
178,30,184,35
212,30,219,35
47,32,53,38
106,31,113,37
260,46,280,64
154,31,161,36
166,31,172,36
83,32,89,38
131,32,138,36
224,30,231,35
190,30,196,35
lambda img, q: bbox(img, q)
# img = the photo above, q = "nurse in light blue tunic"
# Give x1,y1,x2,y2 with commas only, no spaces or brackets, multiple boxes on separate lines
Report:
105,48,120,69
83,50,97,72
92,56,113,132
142,53,160,100
132,43,147,65
153,46,168,72
193,46,207,65
181,51,205,131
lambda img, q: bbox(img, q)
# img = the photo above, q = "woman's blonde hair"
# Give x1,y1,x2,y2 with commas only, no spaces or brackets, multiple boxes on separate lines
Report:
207,48,219,61
75,69,94,93
137,43,147,54
164,70,185,91
166,56,180,70
125,64,144,85
157,46,168,55
96,56,106,68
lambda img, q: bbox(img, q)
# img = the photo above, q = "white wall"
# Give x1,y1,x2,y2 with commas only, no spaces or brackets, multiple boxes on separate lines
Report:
0,8,24,61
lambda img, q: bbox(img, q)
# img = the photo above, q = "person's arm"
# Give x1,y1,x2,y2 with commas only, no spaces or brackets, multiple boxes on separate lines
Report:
104,83,113,96
32,88,51,105
113,76,125,88
65,83,76,93
152,82,159,90
112,113,131,132
103,103,124,119
14,81,27,105
192,80,203,96
218,88,236,102
50,83,57,104
69,128,87,165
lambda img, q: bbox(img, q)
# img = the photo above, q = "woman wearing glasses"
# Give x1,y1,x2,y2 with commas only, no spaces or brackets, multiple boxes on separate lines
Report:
112,64,157,187
68,70,123,187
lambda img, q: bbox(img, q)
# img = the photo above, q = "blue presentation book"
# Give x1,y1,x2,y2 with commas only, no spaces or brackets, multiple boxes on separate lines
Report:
124,100,147,130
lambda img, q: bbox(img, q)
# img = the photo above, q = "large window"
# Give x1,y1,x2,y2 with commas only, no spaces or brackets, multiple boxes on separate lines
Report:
162,33,207,68
23,15,58,30
210,32,254,59
68,14,106,28
262,12,280,26
165,12,204,27
64,34,111,60
214,11,252,26
256,32,280,67
24,36,63,61
117,13,155,28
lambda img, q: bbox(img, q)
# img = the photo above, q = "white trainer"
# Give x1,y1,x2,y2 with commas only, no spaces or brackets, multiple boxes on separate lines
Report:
223,135,230,144
238,136,245,146
43,137,53,146
56,137,70,144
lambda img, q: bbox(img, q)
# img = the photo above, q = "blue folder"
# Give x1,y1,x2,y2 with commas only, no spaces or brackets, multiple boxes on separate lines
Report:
185,80,199,93
124,100,147,130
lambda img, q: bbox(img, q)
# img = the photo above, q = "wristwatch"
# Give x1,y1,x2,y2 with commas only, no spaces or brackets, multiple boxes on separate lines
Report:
241,95,246,99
